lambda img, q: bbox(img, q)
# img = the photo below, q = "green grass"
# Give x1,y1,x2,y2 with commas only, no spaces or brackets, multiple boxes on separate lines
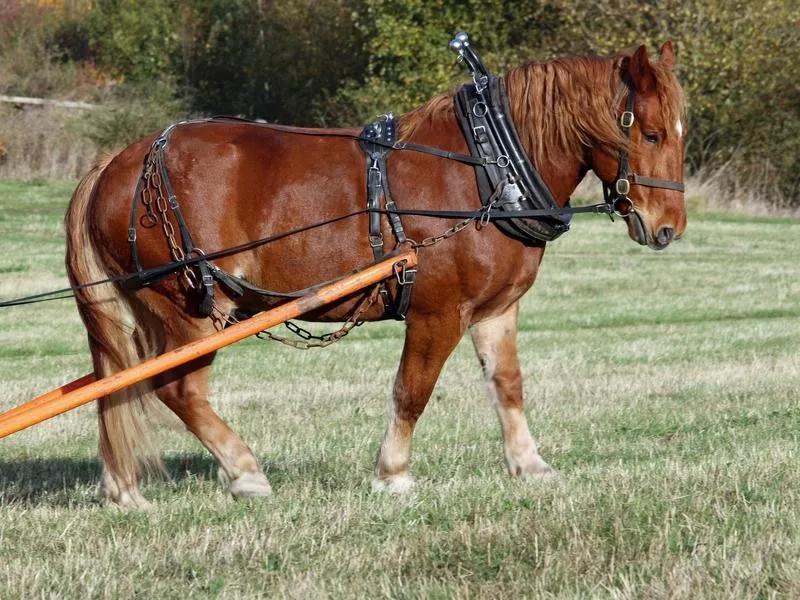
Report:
1,180,799,598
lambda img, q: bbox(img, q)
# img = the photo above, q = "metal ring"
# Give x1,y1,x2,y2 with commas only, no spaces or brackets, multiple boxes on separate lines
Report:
472,102,488,118
140,214,158,228
613,197,635,217
495,155,510,168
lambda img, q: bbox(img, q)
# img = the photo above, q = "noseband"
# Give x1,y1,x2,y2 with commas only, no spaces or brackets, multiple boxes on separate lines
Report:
603,80,686,218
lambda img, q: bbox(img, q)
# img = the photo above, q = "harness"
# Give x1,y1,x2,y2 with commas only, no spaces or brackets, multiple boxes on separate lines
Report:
123,32,685,324
602,78,686,218
359,114,416,319
453,65,570,244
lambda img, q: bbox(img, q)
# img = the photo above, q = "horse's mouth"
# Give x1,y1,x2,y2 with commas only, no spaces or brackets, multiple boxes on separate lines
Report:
626,211,649,246
625,211,671,250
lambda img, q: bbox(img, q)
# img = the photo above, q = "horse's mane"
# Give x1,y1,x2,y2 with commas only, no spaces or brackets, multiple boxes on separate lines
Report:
398,51,685,169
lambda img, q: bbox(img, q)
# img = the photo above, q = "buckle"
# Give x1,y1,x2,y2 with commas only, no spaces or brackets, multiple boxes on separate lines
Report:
127,227,137,243
615,178,630,196
394,260,416,286
620,111,634,128
368,165,382,188
472,125,487,141
369,234,384,249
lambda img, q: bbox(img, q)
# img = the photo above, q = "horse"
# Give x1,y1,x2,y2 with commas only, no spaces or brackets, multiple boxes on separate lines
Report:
64,41,685,508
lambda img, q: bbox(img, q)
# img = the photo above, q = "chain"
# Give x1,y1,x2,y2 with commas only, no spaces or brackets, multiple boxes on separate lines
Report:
139,149,196,288
410,215,476,248
211,285,381,350
409,183,505,249
140,155,158,227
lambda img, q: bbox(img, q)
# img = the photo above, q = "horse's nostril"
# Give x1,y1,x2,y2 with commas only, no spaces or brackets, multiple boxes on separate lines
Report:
657,227,675,246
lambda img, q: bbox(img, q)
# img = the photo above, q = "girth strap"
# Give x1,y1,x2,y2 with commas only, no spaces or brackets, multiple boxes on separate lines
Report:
359,114,416,320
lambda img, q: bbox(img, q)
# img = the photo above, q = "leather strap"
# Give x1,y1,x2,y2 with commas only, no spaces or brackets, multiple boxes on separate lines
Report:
630,173,685,192
359,114,416,320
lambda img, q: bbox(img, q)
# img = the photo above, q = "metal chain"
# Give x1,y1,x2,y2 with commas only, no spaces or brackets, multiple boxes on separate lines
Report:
140,149,197,288
410,215,477,248
409,183,506,249
210,285,381,350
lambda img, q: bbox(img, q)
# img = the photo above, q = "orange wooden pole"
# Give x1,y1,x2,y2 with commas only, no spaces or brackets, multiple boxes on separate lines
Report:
0,251,416,440
0,373,96,428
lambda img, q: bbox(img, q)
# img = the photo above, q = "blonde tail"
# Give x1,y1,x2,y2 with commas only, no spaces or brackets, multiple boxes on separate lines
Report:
64,153,163,503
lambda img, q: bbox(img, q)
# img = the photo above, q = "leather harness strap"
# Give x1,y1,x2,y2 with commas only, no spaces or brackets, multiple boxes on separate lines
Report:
128,125,216,316
359,114,416,320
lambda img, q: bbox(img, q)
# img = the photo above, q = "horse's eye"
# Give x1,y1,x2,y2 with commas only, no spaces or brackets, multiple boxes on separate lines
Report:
643,132,660,144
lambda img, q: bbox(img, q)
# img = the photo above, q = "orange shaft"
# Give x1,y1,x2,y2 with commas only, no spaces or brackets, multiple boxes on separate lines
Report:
0,373,96,428
0,251,416,440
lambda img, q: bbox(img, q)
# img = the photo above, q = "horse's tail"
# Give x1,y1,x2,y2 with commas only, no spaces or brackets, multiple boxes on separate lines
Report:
65,153,164,494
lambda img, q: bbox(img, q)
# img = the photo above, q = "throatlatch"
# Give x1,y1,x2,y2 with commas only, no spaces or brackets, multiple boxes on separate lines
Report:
450,32,571,245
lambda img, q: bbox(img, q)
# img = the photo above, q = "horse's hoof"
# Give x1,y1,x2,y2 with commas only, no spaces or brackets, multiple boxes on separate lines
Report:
372,474,415,494
229,471,272,498
510,455,558,479
102,489,154,510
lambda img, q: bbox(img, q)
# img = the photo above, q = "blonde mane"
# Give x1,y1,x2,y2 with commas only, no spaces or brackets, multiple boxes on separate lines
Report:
398,51,685,169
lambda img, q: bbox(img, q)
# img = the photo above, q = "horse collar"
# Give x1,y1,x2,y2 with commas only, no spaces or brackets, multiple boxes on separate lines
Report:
450,34,571,245
454,76,572,244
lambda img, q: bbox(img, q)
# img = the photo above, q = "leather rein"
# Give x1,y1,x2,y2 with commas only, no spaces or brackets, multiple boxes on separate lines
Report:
122,35,685,322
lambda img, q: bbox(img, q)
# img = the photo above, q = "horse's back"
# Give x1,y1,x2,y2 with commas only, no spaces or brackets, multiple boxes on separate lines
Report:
91,122,374,292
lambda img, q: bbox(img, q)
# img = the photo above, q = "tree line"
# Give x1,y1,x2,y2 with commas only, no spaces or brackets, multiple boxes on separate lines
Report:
1,0,797,203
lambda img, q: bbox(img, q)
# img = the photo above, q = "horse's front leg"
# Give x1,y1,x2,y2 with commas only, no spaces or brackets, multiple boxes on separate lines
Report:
470,302,555,477
373,313,465,492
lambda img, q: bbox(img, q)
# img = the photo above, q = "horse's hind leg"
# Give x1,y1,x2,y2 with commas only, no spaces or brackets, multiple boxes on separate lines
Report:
154,350,272,498
374,314,465,492
470,302,554,477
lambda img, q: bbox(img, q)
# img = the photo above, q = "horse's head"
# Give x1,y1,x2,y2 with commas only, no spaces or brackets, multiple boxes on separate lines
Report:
591,42,686,250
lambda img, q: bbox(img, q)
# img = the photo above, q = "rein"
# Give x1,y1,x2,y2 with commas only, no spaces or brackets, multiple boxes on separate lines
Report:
2,35,685,312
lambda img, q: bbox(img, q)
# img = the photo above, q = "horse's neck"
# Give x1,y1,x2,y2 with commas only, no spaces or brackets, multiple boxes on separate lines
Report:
530,152,587,208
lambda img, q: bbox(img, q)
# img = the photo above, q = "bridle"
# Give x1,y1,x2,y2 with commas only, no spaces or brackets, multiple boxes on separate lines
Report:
603,78,686,218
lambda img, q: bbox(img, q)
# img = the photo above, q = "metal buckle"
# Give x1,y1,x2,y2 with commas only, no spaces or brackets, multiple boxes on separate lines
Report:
472,125,487,140
127,228,137,243
620,111,634,128
368,165,382,188
394,260,414,285
615,178,631,196
369,234,383,249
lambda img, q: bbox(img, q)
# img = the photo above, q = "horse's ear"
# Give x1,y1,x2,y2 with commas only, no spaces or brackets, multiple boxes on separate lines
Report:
659,41,676,71
627,45,655,94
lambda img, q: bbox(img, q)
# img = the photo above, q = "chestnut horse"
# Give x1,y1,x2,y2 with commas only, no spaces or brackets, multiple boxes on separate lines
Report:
65,43,685,507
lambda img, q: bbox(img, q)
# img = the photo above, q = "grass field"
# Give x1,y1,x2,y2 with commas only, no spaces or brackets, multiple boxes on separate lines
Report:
0,180,799,598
